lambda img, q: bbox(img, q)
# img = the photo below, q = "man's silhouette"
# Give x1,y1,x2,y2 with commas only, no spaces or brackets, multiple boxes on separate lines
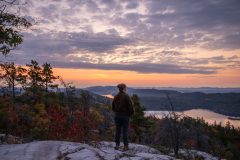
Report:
112,83,134,151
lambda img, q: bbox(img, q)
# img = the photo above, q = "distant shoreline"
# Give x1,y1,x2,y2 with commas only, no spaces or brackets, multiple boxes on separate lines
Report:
145,109,240,128
228,116,240,120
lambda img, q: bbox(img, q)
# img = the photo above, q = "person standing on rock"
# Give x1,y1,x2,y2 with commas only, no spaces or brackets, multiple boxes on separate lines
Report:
112,83,134,151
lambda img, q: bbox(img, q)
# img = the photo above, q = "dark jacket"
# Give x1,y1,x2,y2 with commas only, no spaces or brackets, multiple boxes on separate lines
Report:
112,91,134,117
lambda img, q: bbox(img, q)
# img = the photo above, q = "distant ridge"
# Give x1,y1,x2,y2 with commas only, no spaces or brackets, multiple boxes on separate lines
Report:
154,87,240,93
84,86,240,93
84,86,240,117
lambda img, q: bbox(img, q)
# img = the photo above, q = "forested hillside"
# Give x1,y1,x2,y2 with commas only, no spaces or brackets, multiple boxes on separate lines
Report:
86,86,240,117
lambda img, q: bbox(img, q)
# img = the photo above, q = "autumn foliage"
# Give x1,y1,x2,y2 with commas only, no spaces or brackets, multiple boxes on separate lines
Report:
1,61,240,159
0,60,108,142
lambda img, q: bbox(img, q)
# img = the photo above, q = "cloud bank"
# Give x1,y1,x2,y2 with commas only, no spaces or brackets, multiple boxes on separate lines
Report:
7,0,240,74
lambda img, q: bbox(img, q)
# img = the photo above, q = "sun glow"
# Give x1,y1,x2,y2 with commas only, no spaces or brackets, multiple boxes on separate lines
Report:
53,68,240,88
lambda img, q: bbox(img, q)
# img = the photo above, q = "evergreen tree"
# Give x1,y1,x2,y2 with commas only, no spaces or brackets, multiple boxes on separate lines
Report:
131,94,148,143
42,63,58,93
0,62,26,98
26,60,43,90
81,91,91,115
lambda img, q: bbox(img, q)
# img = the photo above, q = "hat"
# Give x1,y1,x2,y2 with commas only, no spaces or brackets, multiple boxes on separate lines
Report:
117,83,127,91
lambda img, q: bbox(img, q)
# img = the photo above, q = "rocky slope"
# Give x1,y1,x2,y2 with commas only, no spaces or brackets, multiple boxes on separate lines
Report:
0,141,218,160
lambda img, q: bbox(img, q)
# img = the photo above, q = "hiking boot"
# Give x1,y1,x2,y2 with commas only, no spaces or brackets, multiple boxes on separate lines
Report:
123,145,129,151
114,145,120,150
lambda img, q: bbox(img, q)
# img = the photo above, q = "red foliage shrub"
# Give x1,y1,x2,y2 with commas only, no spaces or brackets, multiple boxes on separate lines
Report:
47,106,96,142
47,105,68,140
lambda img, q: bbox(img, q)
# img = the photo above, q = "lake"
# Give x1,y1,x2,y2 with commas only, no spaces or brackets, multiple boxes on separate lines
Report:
145,109,240,128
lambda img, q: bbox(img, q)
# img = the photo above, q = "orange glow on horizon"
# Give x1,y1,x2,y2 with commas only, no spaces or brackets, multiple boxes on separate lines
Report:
53,68,240,88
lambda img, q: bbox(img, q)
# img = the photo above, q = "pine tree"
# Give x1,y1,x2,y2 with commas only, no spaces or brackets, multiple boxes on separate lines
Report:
0,62,27,98
130,94,148,143
42,63,58,93
26,60,43,91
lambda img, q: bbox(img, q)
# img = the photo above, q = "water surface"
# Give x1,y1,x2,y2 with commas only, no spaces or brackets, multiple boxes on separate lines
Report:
145,109,240,128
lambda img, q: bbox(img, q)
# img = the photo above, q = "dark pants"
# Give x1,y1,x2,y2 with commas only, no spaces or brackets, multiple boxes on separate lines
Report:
114,116,130,146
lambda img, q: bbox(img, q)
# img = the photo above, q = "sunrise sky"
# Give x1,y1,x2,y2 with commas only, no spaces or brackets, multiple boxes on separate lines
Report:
5,0,240,87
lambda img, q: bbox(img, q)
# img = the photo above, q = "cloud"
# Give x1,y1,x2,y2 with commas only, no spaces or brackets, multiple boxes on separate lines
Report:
8,0,240,75
20,0,240,50
125,1,139,9
49,61,218,74
18,31,133,56
182,55,240,67
160,50,182,56
130,0,240,49
202,33,240,50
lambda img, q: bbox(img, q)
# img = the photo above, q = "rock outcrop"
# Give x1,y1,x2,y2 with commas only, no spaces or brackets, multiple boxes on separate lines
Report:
0,141,217,160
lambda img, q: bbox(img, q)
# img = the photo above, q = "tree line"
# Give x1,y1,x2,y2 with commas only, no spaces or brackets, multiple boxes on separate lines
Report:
0,60,58,99
0,60,109,142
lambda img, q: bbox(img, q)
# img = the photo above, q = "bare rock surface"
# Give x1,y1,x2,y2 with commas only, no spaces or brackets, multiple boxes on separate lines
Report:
0,141,217,160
